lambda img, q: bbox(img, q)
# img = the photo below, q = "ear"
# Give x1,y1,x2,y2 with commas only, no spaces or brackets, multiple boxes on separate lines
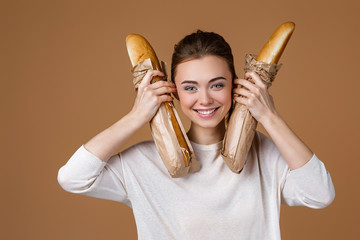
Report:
172,90,179,100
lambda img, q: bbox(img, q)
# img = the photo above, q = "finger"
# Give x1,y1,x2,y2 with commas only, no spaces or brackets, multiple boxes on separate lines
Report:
152,85,177,96
158,94,174,104
234,78,257,92
233,87,253,98
240,76,265,98
235,92,258,107
233,78,243,87
149,80,176,90
245,72,267,89
233,95,248,106
139,70,165,88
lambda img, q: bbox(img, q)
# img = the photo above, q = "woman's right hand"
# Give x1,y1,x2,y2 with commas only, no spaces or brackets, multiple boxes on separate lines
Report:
130,70,176,124
83,70,175,162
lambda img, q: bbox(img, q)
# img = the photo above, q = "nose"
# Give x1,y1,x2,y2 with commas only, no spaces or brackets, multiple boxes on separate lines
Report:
199,90,213,106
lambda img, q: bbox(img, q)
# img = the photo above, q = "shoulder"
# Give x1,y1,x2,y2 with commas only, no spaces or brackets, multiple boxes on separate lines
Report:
119,140,163,166
121,140,158,157
118,140,168,176
252,130,285,167
253,130,278,153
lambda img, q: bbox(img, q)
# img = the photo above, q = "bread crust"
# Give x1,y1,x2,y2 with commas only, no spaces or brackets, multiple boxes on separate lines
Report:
126,34,161,69
256,22,295,64
222,22,295,173
126,34,193,175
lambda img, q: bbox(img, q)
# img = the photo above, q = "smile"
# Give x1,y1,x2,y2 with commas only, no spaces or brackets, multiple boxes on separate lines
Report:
194,107,220,118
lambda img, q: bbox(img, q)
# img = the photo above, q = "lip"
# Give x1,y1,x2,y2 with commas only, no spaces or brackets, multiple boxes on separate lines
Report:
193,107,220,119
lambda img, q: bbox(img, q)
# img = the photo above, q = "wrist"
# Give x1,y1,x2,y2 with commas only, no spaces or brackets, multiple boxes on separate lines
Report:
259,110,282,131
122,110,147,130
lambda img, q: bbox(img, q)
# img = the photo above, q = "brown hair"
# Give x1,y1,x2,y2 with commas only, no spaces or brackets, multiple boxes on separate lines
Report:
171,30,237,82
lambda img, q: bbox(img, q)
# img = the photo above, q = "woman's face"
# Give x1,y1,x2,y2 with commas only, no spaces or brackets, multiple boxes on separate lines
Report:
174,55,233,130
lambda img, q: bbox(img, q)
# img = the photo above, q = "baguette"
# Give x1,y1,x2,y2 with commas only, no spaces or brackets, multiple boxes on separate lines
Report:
256,22,295,64
221,22,295,173
126,34,199,177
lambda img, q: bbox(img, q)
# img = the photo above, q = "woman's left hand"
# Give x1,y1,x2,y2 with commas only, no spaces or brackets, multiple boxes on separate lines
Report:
233,71,278,124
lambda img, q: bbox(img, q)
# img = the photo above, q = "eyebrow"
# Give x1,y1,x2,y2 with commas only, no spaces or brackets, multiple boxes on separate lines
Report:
181,76,227,85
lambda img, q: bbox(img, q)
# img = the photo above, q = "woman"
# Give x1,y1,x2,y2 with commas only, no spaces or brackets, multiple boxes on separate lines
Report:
58,30,335,239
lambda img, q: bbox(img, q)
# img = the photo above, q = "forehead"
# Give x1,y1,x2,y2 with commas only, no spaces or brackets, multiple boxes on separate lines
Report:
174,55,231,83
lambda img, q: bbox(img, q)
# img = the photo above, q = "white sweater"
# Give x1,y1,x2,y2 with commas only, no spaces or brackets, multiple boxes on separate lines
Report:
58,131,335,240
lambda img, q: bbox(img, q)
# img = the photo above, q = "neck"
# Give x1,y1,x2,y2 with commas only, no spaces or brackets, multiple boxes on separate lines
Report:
187,120,226,145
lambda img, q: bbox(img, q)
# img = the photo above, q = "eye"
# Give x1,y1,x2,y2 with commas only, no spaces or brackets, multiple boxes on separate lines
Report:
184,86,197,92
211,83,224,89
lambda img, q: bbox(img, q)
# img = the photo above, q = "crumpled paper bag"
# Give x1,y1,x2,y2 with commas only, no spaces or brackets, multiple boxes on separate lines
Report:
221,54,281,173
131,58,200,177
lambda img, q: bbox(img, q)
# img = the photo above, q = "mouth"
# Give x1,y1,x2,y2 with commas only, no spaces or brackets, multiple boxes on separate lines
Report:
194,107,220,118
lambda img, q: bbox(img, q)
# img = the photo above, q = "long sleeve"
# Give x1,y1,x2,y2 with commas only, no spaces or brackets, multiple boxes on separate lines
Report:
281,154,335,208
57,145,130,206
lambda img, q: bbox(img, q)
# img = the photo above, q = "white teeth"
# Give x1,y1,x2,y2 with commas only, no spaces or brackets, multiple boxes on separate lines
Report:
197,108,216,115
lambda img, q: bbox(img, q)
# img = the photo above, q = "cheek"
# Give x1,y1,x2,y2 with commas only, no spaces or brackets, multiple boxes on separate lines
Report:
178,92,195,111
215,88,232,108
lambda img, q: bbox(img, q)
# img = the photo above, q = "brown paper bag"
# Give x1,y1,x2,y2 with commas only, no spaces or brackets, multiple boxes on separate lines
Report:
132,58,200,177
221,54,281,173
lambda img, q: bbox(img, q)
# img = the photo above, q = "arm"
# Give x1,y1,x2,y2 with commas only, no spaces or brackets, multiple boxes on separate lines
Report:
234,72,335,208
261,112,312,170
58,146,130,204
58,70,175,196
84,70,176,162
281,153,335,208
234,71,313,170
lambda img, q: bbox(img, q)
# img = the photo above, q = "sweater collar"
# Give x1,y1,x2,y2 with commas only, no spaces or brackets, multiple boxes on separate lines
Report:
190,140,223,151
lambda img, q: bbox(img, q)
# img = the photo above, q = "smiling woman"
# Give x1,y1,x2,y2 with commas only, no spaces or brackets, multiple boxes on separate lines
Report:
58,30,335,240
174,56,232,144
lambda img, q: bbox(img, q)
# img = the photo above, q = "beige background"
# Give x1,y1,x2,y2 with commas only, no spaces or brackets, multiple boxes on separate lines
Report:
1,0,359,239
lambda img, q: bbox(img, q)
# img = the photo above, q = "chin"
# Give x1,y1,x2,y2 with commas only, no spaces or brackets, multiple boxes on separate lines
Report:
189,112,226,130
193,121,218,129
